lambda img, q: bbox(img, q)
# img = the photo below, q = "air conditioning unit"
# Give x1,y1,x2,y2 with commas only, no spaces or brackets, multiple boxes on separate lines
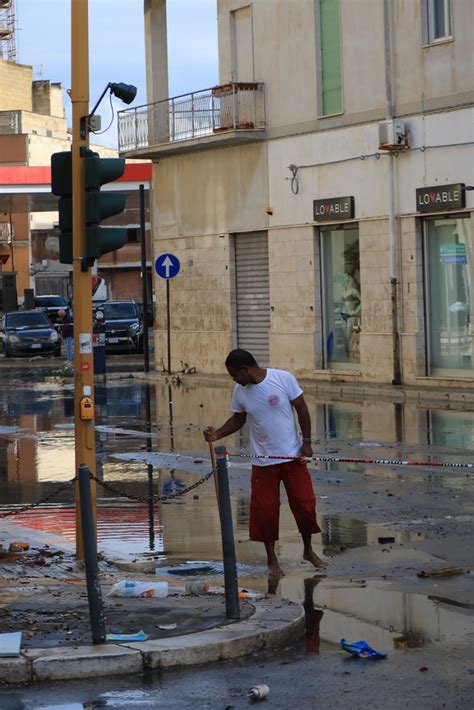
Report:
378,119,409,150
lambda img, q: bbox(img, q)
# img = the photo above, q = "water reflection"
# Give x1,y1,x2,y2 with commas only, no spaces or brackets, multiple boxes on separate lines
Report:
0,375,473,557
1,373,473,647
263,574,472,649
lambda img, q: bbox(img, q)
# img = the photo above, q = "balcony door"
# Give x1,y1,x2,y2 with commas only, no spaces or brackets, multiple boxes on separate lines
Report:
230,5,254,81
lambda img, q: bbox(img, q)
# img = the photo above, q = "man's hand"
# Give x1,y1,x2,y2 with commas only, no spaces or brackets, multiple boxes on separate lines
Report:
300,441,313,458
203,426,219,442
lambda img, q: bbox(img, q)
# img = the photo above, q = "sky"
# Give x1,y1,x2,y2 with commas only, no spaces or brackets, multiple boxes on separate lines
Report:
16,0,219,148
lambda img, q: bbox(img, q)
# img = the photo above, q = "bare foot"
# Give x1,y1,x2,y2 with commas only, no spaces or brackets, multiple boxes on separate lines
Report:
303,550,329,569
268,562,285,577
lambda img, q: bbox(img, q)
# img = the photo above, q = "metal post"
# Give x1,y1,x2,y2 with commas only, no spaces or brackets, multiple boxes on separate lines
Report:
78,464,106,644
214,445,240,620
145,382,155,550
166,279,171,374
139,184,150,373
71,0,97,559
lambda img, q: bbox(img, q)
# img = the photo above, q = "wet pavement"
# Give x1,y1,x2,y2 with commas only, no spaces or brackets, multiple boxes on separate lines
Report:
0,356,473,701
0,538,253,650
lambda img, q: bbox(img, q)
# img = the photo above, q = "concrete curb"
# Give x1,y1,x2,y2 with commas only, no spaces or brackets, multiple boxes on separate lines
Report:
0,599,304,683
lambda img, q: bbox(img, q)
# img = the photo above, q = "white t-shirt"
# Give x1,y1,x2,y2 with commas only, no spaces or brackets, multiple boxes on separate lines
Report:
230,368,303,466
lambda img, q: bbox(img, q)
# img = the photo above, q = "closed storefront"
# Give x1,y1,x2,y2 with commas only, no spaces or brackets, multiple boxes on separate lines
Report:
234,231,270,366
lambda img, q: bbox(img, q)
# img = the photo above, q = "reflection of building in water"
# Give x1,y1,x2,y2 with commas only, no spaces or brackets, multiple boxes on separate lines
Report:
236,496,249,529
152,379,236,455
429,410,474,451
160,486,233,560
321,513,367,549
1,414,75,484
6,416,37,482
313,579,472,647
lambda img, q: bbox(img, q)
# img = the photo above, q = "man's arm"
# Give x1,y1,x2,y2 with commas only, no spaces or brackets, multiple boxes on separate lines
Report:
291,394,313,457
203,412,247,442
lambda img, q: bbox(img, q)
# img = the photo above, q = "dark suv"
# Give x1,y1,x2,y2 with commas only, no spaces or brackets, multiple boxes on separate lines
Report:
99,301,143,353
34,295,70,326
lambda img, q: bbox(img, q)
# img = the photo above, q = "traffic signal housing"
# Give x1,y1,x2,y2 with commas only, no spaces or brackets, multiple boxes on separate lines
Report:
51,151,73,264
83,149,128,265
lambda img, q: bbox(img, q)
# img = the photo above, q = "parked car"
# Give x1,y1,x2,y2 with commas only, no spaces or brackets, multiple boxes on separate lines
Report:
97,300,143,354
33,295,70,326
0,310,61,358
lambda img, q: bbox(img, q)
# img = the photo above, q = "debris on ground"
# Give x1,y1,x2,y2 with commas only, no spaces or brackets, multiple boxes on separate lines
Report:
417,566,466,578
339,639,387,659
105,630,148,642
107,580,169,598
0,631,22,657
247,684,270,700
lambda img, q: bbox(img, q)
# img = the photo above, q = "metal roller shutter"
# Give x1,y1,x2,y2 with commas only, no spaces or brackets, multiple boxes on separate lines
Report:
234,231,270,366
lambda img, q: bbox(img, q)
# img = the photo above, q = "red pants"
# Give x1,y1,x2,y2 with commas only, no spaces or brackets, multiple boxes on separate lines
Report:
249,459,321,543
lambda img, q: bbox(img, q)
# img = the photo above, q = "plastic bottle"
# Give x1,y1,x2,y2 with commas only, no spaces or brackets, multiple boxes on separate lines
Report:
247,685,270,701
185,581,209,596
107,580,169,598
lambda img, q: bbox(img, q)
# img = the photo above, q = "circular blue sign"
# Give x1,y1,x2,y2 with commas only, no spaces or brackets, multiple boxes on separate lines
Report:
155,253,181,279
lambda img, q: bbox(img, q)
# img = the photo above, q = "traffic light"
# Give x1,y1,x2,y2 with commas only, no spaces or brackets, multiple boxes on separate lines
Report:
83,149,128,265
51,151,73,264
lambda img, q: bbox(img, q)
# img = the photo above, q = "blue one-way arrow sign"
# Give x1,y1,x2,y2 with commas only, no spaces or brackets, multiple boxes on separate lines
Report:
155,253,180,279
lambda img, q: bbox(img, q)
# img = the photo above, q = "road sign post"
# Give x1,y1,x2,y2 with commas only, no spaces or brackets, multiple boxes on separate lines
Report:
155,253,180,374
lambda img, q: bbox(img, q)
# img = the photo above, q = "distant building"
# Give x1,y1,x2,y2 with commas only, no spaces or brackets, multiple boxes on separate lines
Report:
121,0,474,387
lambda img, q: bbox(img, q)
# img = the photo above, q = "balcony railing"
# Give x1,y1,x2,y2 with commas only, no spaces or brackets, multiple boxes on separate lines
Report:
118,82,265,153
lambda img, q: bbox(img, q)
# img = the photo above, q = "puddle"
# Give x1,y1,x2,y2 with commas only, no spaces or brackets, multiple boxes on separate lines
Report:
297,576,474,650
1,373,473,650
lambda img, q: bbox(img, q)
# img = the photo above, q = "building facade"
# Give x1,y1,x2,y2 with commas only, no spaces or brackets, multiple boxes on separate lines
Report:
121,0,474,387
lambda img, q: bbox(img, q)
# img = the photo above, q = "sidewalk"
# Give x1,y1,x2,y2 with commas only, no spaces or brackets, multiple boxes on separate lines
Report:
0,524,304,684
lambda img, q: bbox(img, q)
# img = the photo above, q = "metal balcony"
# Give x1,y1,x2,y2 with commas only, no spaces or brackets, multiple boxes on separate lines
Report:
118,82,266,158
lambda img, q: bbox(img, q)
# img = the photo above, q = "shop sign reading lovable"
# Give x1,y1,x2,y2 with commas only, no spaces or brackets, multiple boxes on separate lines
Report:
313,196,354,221
416,184,466,213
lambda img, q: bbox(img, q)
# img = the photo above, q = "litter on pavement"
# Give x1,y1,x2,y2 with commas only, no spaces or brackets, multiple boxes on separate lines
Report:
0,632,22,657
107,580,169,598
339,639,387,659
106,631,148,642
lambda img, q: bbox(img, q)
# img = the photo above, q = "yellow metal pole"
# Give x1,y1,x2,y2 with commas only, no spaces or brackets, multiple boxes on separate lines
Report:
71,0,96,559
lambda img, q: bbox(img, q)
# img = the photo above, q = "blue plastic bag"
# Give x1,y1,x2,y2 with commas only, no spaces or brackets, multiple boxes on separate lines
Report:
340,639,387,659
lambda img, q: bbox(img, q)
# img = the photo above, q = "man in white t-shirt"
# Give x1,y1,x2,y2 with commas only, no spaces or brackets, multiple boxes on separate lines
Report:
204,349,327,577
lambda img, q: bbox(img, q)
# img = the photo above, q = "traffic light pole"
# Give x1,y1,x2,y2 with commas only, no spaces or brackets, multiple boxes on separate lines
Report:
71,0,97,559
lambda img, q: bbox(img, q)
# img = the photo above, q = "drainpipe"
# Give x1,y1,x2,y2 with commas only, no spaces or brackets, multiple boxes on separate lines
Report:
383,0,401,385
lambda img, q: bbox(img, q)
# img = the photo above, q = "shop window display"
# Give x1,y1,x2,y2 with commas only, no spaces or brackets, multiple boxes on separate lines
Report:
321,227,361,368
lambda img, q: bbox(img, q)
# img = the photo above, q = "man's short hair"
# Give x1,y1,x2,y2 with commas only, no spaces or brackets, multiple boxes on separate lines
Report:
225,349,258,369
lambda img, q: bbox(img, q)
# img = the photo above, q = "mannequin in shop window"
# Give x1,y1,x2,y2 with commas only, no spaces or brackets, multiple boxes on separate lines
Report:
340,270,361,361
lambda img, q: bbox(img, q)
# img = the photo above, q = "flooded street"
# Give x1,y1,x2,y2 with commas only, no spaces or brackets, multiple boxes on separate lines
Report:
0,363,473,660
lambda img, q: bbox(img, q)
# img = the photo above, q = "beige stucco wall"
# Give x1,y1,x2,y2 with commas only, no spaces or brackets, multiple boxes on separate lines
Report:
154,142,269,238
268,225,320,375
393,0,474,112
0,61,33,112
153,232,234,373
358,219,395,383
216,0,473,138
